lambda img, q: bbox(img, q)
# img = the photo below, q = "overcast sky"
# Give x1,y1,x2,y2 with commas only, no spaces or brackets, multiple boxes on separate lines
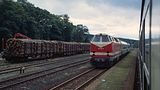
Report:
28,0,141,40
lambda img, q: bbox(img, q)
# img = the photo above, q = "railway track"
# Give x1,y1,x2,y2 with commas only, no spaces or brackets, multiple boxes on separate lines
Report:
49,68,107,90
0,59,89,90
0,61,50,75
0,54,89,75
0,59,55,73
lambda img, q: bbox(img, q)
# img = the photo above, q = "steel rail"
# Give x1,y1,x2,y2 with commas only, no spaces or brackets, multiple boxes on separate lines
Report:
75,69,107,90
0,59,89,89
0,57,89,75
49,68,107,90
49,68,95,90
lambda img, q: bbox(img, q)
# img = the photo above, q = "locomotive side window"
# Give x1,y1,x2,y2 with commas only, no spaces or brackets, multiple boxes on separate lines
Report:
108,36,112,41
113,38,116,41
112,38,114,41
111,37,114,41
114,38,119,42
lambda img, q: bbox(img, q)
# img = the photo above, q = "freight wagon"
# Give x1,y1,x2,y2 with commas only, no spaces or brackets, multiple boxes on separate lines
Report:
3,38,90,62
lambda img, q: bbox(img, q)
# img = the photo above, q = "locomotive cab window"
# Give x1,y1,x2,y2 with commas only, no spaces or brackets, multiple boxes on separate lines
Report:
108,36,112,41
114,38,119,42
110,37,114,41
102,35,110,42
92,35,101,42
111,37,114,41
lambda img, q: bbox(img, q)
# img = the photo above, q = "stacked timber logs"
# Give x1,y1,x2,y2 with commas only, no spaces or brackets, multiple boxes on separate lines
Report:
3,38,90,62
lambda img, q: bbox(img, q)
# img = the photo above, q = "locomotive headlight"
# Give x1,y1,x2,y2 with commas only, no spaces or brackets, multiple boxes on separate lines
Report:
92,52,95,56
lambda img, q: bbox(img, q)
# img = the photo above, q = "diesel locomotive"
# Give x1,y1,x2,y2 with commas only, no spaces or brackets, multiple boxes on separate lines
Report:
90,33,130,68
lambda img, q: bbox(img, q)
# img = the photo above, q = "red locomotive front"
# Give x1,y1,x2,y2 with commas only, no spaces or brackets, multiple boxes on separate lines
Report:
90,33,121,68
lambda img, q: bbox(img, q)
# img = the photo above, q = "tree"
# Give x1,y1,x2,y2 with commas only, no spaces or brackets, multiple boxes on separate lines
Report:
0,27,12,51
73,24,90,42
0,0,90,50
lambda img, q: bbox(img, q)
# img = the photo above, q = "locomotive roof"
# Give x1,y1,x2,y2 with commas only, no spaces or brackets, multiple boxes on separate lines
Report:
94,33,117,39
92,33,120,42
95,33,109,36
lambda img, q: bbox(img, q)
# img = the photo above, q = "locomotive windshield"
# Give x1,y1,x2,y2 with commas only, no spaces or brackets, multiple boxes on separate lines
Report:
92,35,101,42
92,35,110,42
102,35,110,42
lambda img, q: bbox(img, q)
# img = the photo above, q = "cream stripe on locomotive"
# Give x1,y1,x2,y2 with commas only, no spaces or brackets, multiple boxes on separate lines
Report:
91,42,112,48
90,51,121,56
